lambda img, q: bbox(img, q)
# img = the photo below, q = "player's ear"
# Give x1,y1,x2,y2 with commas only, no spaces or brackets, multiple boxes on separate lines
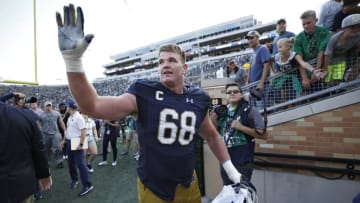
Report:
182,64,188,75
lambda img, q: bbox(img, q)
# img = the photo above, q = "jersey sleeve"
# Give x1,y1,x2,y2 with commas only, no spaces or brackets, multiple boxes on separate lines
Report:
125,79,146,95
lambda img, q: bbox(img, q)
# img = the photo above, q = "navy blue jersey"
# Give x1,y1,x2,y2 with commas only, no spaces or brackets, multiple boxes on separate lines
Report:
126,79,211,201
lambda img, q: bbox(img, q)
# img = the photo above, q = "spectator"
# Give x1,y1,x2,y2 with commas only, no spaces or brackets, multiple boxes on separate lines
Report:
0,92,40,122
121,115,139,157
28,96,45,200
332,5,352,33
98,120,120,167
343,0,360,13
29,96,44,116
323,14,360,87
39,101,66,169
273,38,322,103
64,99,94,196
246,30,271,108
331,1,360,34
82,113,99,173
119,117,127,144
226,60,248,86
243,63,251,74
210,83,268,182
95,118,103,138
58,102,70,159
0,100,52,203
317,0,343,29
294,10,330,94
272,19,296,57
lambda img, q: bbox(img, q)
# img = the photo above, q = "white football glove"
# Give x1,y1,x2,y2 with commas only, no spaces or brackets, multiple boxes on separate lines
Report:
56,4,94,72
213,181,258,203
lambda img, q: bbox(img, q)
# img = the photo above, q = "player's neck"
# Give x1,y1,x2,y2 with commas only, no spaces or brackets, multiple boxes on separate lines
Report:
163,82,184,94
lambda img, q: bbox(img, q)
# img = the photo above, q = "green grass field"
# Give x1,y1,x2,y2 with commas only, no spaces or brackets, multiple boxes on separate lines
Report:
39,141,139,203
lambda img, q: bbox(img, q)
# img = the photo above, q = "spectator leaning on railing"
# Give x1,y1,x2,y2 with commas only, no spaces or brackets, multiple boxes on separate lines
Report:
294,10,331,94
323,14,360,88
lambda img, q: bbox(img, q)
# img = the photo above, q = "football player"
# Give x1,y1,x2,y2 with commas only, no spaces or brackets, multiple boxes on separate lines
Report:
56,4,242,202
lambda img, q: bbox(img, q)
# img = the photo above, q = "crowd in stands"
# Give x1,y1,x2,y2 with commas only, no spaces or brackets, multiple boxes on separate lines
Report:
0,55,359,113
201,54,252,80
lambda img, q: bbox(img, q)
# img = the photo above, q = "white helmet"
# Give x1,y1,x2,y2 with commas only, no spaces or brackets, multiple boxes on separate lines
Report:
212,181,258,203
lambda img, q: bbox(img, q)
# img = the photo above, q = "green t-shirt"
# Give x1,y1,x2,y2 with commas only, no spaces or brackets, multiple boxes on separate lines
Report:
294,26,330,62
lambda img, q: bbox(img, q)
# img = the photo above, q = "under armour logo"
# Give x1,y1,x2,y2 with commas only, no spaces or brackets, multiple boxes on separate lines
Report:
186,98,194,103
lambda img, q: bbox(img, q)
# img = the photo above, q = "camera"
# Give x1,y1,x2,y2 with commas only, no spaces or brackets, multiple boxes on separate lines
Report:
14,95,37,104
212,104,228,119
250,88,263,100
27,96,37,103
14,95,25,104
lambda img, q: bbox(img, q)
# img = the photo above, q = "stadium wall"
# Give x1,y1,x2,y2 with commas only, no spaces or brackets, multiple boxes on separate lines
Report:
203,87,360,202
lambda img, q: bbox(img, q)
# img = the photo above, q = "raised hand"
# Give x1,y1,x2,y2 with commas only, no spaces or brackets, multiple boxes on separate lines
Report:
56,4,94,72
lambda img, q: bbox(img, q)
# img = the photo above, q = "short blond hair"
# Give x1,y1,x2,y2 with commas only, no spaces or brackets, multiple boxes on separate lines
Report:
277,38,293,48
158,44,186,63
300,10,316,19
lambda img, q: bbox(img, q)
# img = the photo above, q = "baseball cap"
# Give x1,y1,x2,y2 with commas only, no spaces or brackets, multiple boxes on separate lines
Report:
67,99,78,109
228,60,238,66
243,63,250,71
342,14,360,29
277,18,286,24
44,101,52,107
29,96,37,103
245,30,261,39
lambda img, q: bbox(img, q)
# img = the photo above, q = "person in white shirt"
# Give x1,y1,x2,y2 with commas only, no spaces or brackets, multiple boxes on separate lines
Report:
317,0,343,29
64,100,94,196
81,113,99,173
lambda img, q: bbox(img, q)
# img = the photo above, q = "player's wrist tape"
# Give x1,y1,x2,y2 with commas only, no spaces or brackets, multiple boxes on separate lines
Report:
62,55,84,72
222,160,242,183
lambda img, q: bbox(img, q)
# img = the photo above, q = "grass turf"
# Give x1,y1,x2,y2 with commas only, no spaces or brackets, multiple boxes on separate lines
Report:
38,140,138,203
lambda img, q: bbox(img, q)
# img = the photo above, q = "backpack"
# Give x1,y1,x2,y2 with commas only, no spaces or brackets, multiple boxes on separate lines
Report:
228,99,267,140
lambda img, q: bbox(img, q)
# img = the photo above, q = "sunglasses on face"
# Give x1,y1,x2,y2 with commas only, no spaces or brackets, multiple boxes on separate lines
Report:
226,90,241,95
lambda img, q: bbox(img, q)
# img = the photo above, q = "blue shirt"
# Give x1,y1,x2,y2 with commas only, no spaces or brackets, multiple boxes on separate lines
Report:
249,45,271,83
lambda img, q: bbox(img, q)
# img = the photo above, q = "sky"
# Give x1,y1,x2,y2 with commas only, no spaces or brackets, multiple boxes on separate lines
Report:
0,0,324,85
